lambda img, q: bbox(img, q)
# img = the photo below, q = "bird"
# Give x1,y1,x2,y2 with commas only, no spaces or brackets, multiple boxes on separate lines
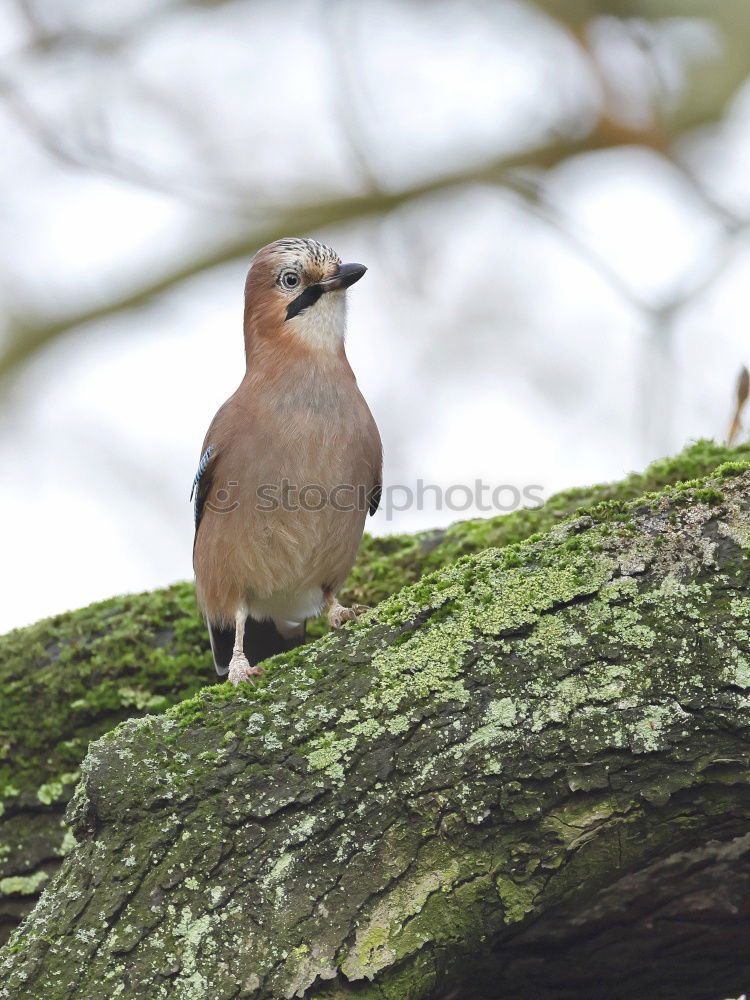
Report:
191,237,382,686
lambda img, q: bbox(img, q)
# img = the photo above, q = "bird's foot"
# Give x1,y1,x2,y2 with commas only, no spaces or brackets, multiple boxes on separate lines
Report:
327,601,371,630
227,653,265,687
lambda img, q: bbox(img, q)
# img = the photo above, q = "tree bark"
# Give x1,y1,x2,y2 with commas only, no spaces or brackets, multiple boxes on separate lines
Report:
2,461,750,999
0,440,745,946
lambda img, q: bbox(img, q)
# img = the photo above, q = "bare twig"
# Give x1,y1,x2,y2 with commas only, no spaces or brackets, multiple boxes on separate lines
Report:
727,366,749,446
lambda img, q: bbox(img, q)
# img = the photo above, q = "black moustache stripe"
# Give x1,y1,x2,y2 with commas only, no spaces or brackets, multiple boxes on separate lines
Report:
286,283,324,321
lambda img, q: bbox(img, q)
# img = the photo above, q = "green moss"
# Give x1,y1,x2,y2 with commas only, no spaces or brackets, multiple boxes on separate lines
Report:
715,460,750,477
0,871,48,896
494,875,541,924
37,771,79,805
691,487,724,506
339,439,750,608
0,582,212,809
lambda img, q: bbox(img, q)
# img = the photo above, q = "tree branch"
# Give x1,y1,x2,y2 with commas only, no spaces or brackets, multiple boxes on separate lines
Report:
0,438,745,947
1,102,730,383
3,458,750,998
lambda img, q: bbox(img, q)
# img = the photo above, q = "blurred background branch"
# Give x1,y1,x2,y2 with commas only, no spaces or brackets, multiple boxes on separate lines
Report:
3,0,749,376
2,120,719,380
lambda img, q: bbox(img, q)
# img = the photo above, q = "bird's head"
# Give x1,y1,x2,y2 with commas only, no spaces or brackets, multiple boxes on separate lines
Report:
243,237,367,355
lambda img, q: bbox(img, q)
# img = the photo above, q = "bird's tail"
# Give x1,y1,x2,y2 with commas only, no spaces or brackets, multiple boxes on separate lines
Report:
209,618,306,676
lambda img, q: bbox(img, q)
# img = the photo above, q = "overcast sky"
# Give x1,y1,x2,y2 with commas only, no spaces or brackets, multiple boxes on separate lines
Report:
2,0,750,633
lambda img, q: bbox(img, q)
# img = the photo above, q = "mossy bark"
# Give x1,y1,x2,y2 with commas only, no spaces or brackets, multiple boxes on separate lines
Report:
1,440,747,943
2,459,750,999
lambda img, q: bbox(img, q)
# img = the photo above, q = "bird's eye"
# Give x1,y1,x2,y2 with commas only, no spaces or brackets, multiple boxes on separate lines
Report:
280,271,300,290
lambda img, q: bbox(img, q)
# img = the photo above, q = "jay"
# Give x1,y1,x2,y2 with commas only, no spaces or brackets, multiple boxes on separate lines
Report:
191,238,382,685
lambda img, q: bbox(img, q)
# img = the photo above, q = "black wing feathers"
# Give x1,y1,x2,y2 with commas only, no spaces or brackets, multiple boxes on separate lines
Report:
368,482,381,517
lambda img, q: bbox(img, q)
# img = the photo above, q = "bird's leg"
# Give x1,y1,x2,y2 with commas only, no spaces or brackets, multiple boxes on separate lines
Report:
324,589,371,630
227,608,264,687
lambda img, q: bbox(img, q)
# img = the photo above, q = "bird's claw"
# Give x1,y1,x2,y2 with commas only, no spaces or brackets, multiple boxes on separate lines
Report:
227,654,265,687
327,602,371,630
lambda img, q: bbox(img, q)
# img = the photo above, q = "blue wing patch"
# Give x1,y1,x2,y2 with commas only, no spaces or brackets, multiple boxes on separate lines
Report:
191,445,214,529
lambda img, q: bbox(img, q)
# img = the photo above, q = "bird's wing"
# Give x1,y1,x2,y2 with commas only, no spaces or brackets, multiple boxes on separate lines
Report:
368,481,381,517
191,444,216,539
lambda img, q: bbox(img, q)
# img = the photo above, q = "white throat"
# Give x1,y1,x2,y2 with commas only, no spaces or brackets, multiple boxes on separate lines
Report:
291,291,347,350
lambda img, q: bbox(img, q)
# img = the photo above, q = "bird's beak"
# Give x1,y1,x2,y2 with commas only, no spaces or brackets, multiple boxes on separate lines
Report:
318,262,367,292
